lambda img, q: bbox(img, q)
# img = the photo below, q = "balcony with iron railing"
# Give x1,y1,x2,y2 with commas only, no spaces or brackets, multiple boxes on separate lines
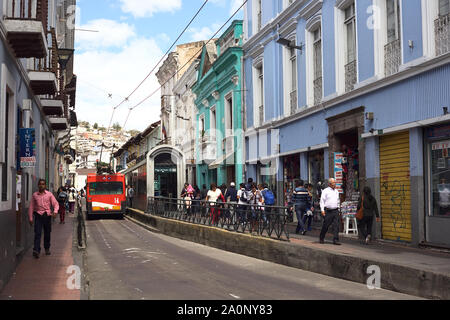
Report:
257,12,262,31
27,43,58,95
435,13,450,56
3,0,49,58
219,30,239,56
313,77,322,106
345,60,357,92
290,91,297,115
259,105,264,126
384,39,401,77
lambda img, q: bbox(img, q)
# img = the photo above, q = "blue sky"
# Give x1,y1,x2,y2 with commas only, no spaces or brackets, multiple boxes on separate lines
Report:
74,0,244,131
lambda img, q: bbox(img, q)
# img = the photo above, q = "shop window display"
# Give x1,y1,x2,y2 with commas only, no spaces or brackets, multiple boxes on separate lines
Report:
430,140,450,217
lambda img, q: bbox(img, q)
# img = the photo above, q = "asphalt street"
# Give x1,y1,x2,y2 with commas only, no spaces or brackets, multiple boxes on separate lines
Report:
84,217,422,300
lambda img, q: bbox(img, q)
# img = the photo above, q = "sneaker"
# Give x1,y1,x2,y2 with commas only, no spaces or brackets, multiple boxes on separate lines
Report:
45,249,51,256
319,239,325,244
33,251,39,259
333,241,342,246
302,230,307,235
366,235,371,245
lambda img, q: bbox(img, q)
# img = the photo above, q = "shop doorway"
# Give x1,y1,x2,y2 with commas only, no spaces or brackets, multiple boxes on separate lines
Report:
283,154,300,205
226,165,236,185
154,153,177,198
327,107,366,202
334,129,360,202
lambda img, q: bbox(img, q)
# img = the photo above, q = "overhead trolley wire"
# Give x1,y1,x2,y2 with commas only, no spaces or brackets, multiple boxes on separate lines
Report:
110,0,211,113
122,0,248,129
99,0,210,166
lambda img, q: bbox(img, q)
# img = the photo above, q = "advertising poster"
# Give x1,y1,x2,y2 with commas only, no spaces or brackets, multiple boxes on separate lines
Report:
19,128,36,168
334,152,344,194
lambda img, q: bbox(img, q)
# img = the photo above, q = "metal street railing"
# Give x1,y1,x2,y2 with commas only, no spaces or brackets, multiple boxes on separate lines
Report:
147,196,291,241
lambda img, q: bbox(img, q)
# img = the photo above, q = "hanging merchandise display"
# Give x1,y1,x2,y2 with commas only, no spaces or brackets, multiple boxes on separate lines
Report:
341,145,360,202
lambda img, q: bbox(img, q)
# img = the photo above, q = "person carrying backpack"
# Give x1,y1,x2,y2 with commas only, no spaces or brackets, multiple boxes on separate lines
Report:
57,187,68,224
261,184,275,221
237,183,249,223
292,180,313,235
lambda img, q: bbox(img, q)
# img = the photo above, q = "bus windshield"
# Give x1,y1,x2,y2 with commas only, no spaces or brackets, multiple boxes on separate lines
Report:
89,182,124,195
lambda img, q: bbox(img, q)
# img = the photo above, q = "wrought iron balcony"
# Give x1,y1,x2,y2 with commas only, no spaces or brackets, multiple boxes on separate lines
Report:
313,77,323,106
257,12,262,31
219,30,239,56
290,90,297,115
435,13,450,56
28,32,58,95
201,141,216,163
259,105,264,126
3,0,48,58
384,39,401,76
345,60,357,92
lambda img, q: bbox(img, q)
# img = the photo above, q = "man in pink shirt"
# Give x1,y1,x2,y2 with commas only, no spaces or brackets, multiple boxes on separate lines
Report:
28,179,59,259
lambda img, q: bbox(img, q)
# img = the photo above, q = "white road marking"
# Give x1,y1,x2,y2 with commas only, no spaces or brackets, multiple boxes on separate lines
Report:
229,294,240,299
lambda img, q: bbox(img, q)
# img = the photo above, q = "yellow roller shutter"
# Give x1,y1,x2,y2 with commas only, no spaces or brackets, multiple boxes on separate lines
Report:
379,131,412,242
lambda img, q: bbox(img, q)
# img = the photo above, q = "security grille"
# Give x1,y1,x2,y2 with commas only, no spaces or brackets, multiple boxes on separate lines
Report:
384,39,401,76
435,13,450,56
345,60,357,92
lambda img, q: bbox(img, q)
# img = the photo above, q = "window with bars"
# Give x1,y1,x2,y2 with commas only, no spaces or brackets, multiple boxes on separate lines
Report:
345,3,356,64
290,46,297,114
313,27,323,105
436,0,450,56
385,0,402,76
344,2,357,92
258,66,264,125
257,0,262,31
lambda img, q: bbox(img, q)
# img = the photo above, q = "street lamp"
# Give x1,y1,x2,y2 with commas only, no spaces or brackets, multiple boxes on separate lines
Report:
276,37,304,54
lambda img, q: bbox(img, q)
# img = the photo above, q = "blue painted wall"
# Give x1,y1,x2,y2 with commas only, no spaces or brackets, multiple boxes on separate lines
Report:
322,0,336,97
356,0,375,82
401,0,424,64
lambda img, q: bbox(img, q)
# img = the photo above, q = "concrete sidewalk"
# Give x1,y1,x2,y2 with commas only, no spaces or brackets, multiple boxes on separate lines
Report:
126,208,450,300
287,225,450,278
0,215,81,300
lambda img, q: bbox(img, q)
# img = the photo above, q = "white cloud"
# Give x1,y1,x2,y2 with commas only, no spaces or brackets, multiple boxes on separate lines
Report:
119,0,182,18
75,19,136,50
188,23,221,42
229,0,245,15
75,25,165,131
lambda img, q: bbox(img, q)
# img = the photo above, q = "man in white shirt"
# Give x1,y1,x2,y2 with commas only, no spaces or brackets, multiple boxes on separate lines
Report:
319,178,342,245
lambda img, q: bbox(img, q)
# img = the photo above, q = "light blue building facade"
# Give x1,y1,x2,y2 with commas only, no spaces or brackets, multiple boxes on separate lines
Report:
243,0,450,246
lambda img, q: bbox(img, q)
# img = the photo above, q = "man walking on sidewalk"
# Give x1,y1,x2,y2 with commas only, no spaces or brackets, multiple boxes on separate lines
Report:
28,179,59,259
319,178,342,245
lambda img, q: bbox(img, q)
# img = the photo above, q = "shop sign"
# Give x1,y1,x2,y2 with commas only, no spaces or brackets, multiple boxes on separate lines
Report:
19,128,36,168
334,153,344,194
427,124,450,139
432,140,450,151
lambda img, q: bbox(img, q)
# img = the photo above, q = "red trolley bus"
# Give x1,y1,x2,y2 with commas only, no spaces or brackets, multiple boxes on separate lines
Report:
86,173,126,219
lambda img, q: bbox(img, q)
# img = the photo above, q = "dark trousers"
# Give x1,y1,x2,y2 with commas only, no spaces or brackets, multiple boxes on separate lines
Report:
295,205,306,233
358,215,374,239
33,212,52,253
319,209,340,242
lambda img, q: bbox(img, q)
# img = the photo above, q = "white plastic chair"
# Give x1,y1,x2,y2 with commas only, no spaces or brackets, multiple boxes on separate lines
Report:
344,215,358,235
